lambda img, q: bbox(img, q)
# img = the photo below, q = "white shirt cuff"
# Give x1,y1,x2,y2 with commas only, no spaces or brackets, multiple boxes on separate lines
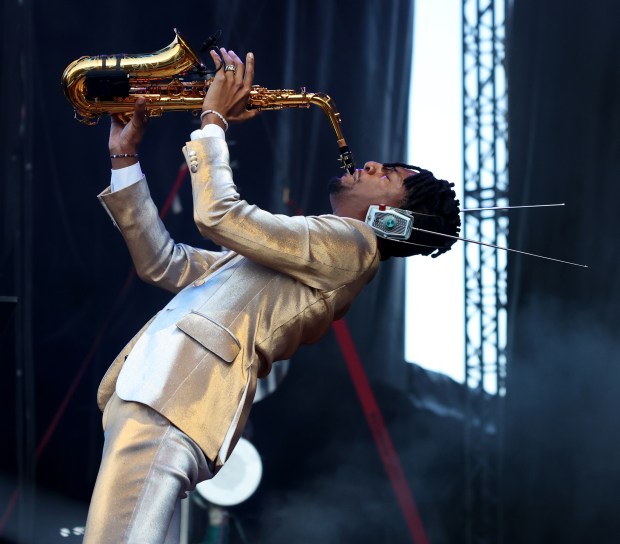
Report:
190,123,226,141
110,162,144,192
109,125,225,192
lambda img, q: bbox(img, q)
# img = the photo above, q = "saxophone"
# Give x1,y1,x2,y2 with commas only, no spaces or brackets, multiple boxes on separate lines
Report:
61,29,354,173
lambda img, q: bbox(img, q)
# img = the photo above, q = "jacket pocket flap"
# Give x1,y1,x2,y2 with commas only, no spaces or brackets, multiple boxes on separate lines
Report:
176,312,241,363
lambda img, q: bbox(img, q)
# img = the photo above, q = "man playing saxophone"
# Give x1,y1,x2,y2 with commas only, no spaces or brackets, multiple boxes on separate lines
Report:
84,47,460,543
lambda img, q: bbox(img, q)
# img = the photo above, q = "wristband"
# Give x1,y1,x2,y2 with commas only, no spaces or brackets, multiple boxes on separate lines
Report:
200,110,229,131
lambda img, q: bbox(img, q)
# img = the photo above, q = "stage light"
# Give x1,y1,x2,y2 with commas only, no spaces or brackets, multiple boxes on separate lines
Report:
195,438,263,507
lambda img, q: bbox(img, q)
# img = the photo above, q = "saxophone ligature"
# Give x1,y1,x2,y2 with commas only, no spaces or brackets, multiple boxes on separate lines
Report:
61,29,355,173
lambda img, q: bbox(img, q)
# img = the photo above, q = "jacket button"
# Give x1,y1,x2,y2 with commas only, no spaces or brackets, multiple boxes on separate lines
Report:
190,164,198,173
193,278,205,287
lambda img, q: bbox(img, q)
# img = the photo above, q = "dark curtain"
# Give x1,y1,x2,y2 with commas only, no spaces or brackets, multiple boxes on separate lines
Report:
505,0,620,542
2,2,475,544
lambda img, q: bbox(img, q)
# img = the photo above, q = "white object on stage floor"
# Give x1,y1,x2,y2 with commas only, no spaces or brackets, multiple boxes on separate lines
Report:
195,438,263,506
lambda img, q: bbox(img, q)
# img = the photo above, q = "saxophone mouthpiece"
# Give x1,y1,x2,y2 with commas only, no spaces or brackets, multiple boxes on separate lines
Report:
341,150,355,174
337,139,355,174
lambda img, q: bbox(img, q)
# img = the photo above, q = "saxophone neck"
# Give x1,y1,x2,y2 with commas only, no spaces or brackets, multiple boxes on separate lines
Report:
249,86,342,137
303,91,355,174
248,86,354,173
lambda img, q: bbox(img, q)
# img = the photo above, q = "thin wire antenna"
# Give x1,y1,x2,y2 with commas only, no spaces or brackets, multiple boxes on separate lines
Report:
383,203,566,219
404,226,589,268
461,203,565,212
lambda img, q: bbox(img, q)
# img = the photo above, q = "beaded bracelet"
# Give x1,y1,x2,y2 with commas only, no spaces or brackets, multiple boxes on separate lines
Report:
110,153,139,159
200,109,229,131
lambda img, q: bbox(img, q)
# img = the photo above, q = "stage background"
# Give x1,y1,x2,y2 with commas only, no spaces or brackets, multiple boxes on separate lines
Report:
1,0,618,542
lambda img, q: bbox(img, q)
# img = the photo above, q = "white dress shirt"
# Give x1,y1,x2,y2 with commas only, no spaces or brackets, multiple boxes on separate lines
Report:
110,123,226,192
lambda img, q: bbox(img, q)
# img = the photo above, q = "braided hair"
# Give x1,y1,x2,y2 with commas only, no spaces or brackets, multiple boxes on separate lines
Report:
378,163,461,259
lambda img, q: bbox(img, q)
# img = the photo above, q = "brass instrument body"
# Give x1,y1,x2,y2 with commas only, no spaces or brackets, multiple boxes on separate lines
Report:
61,30,207,124
61,30,354,172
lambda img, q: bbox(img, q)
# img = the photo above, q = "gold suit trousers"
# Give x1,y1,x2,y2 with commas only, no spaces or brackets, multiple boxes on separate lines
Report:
83,393,213,543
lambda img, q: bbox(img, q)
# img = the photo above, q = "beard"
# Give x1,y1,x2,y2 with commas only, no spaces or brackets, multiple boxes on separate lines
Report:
327,175,346,195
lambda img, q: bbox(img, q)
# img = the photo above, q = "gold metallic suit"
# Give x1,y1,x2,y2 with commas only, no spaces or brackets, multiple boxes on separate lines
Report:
85,136,380,542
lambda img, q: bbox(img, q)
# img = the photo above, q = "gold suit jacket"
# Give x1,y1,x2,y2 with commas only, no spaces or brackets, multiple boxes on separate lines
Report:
96,137,380,467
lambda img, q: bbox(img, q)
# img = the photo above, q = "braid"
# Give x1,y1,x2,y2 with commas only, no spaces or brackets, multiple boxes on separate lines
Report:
379,163,461,259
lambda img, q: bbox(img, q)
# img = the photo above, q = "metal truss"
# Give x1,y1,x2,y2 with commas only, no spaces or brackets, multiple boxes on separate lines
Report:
462,0,508,542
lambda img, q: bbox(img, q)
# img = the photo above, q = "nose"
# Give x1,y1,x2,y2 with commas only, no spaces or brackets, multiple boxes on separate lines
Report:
363,161,382,175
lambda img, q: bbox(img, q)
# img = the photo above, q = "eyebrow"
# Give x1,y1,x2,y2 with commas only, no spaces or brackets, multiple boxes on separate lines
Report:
383,162,419,171
390,166,419,184
382,163,419,177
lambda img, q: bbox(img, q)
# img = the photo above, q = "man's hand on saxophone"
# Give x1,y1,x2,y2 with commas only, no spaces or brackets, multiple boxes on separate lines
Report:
108,97,148,170
106,47,256,171
201,47,258,130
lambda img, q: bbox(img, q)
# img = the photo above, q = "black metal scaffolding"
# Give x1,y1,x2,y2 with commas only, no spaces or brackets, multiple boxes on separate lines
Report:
462,0,508,542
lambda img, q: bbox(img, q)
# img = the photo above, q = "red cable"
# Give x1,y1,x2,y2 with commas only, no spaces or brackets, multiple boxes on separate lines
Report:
33,165,188,460
288,193,429,542
0,164,189,536
332,319,429,544
2,163,429,543
160,164,189,218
